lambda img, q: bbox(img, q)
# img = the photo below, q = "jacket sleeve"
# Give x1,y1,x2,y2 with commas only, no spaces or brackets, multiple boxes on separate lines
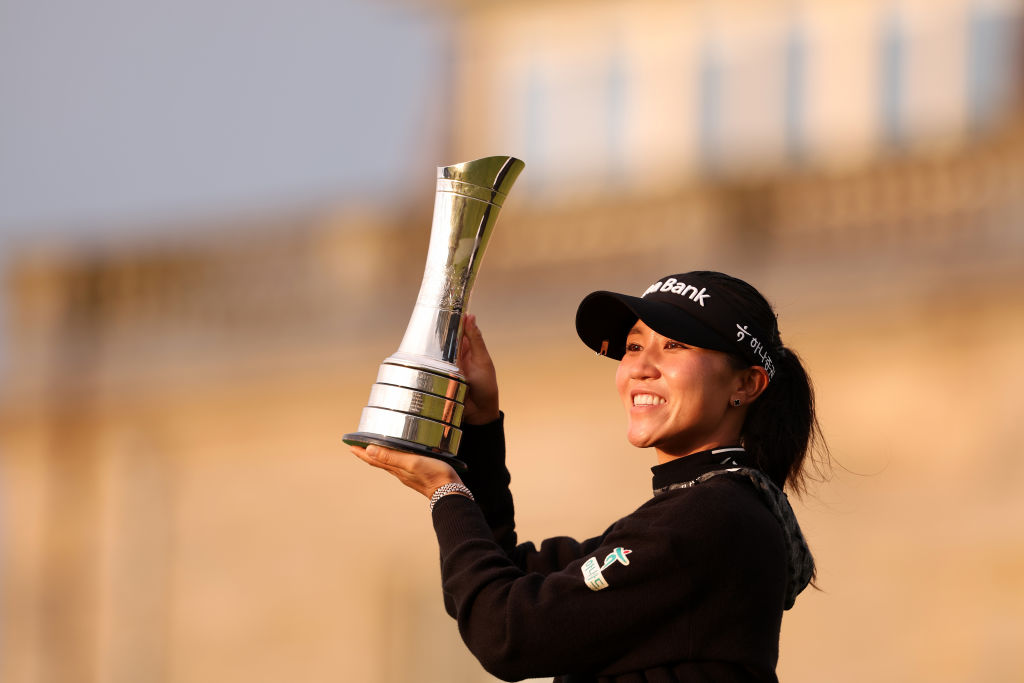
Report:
456,414,609,573
430,492,708,682
455,413,518,556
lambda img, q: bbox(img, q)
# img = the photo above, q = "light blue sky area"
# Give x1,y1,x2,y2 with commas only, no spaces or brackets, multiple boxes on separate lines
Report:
0,0,447,245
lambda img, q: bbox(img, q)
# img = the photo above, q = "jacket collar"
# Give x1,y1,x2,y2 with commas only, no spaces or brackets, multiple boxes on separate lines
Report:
651,446,748,492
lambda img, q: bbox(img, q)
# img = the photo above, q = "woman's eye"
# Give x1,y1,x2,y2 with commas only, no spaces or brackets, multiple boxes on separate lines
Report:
625,342,642,352
665,341,688,350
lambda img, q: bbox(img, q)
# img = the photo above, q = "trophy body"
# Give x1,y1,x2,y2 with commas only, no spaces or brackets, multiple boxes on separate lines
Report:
343,156,525,470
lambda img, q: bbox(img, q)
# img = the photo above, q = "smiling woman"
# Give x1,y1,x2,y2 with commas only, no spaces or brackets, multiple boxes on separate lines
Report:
615,320,766,463
351,270,829,682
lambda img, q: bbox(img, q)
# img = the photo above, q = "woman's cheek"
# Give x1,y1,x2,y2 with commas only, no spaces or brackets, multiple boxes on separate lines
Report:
614,363,631,407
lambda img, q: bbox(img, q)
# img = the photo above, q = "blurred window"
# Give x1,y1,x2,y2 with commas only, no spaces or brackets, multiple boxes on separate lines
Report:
607,48,629,181
523,59,547,194
880,9,907,149
784,20,808,163
697,40,723,173
967,1,1019,131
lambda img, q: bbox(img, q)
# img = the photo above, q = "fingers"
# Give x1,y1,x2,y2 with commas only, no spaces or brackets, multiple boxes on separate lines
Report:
458,314,501,425
349,444,381,471
462,314,491,357
464,313,482,340
349,443,414,472
460,315,495,373
349,443,461,497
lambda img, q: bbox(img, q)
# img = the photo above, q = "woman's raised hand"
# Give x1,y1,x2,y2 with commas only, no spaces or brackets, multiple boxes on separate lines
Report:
458,314,500,425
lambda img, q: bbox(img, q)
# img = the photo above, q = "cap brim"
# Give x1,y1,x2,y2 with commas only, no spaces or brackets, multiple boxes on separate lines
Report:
575,291,730,360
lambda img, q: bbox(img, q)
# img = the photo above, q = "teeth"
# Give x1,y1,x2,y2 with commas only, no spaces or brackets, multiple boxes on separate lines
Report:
633,394,666,406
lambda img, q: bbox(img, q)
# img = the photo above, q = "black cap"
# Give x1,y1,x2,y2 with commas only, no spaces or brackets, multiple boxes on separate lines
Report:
575,272,780,380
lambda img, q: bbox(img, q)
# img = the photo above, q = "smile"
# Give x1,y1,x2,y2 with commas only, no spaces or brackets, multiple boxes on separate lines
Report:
632,393,667,406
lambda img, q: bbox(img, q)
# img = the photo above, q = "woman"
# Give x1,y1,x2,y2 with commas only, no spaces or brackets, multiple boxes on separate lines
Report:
351,270,826,682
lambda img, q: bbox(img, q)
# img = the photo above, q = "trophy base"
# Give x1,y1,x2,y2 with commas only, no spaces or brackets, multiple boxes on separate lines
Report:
343,432,468,473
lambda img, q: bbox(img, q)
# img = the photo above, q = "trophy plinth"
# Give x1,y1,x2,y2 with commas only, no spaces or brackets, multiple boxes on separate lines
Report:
343,156,524,471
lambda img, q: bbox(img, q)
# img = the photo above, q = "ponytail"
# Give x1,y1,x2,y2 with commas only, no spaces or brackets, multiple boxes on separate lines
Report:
741,345,826,494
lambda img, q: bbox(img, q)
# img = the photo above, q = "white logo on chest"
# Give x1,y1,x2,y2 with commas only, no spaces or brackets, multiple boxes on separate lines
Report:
582,547,633,591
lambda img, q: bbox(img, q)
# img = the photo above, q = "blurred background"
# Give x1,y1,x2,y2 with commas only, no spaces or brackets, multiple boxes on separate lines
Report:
2,0,1023,681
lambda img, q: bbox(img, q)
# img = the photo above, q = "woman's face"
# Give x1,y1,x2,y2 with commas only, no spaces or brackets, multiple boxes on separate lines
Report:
615,320,747,462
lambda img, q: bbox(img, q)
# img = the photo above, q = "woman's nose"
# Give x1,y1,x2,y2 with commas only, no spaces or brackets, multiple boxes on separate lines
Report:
627,348,660,379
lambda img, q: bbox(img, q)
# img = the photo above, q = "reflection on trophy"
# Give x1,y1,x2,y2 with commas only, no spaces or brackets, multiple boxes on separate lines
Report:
343,156,525,471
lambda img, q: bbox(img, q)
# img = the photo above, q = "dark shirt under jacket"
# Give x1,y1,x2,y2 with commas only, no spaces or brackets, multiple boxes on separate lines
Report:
432,414,789,682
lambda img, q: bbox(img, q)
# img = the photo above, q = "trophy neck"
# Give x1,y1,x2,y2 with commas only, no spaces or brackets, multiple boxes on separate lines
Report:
394,302,464,369
396,156,524,366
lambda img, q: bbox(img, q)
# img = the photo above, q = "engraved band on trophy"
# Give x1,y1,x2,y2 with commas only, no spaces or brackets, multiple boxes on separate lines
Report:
343,156,525,471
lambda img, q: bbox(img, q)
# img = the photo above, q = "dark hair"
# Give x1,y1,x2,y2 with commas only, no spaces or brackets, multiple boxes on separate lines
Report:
697,271,829,494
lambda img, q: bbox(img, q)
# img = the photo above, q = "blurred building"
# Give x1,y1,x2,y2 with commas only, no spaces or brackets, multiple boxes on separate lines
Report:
450,0,1022,198
2,1,1024,682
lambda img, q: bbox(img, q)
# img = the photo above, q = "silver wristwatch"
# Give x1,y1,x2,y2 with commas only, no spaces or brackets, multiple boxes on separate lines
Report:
429,482,475,511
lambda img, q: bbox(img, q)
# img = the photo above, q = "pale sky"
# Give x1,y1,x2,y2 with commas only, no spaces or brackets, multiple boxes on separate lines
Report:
0,0,447,245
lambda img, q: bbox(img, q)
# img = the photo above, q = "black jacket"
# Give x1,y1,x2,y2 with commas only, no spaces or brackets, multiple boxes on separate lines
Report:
431,414,812,682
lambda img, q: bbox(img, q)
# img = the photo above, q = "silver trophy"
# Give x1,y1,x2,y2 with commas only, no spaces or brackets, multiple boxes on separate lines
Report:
343,156,525,471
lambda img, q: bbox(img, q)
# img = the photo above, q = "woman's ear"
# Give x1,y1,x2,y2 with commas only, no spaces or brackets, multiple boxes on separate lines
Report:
738,366,770,404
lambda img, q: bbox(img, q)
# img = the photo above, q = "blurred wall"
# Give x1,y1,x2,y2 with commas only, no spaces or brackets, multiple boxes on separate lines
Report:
2,0,1024,682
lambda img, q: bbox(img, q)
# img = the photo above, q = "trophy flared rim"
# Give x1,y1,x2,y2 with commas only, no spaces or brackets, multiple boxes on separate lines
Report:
437,156,525,198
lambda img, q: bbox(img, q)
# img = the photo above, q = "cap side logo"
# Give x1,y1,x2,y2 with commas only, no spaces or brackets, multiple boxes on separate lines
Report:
642,278,710,307
737,324,776,379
